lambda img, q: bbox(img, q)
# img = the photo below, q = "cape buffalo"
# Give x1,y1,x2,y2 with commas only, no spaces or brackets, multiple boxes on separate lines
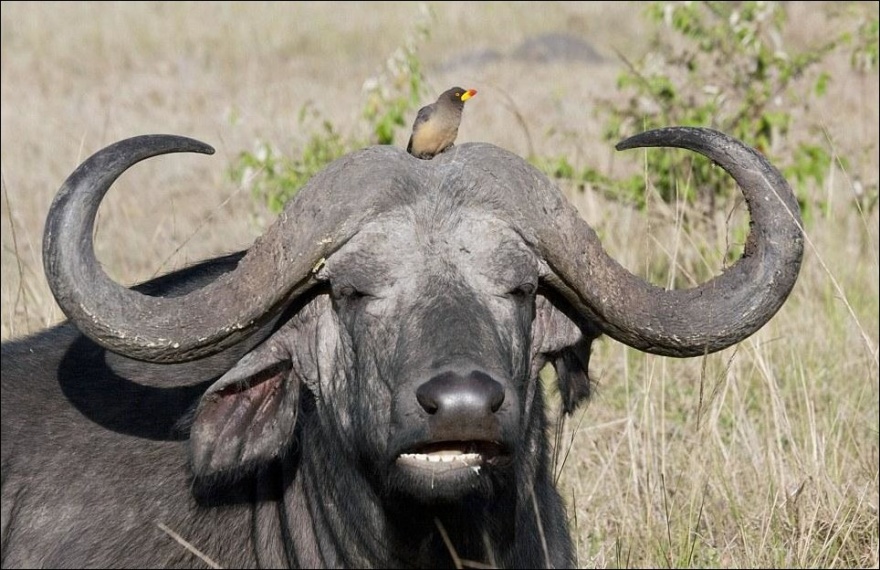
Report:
0,127,803,568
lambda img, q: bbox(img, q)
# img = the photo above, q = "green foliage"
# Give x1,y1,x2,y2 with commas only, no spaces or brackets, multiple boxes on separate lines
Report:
231,1,876,223
361,4,433,145
536,1,862,222
621,2,843,216
529,154,649,209
229,104,348,213
229,4,434,213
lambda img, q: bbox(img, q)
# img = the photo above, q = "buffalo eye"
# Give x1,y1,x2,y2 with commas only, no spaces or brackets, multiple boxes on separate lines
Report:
507,282,537,302
333,284,368,303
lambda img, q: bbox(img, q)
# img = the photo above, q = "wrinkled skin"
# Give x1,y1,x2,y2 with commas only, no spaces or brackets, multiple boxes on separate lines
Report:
1,229,591,569
1,129,802,568
185,212,595,567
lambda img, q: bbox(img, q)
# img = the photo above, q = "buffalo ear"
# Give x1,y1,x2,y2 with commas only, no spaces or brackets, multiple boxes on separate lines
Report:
549,337,593,415
189,338,300,482
533,293,599,415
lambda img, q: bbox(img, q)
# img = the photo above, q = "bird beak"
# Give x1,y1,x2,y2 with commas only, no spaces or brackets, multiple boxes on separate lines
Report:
461,89,477,102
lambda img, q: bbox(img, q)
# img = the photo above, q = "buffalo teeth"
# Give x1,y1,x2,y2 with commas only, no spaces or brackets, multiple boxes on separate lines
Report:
400,452,481,463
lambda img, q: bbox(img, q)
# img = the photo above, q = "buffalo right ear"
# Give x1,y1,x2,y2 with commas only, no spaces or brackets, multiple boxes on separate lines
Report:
189,335,300,482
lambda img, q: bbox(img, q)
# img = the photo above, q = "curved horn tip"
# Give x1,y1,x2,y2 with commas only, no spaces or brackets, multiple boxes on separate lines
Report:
151,134,215,156
614,126,725,152
116,134,216,157
192,140,216,155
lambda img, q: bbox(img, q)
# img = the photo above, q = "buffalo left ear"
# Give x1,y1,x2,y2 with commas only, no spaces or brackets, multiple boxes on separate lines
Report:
533,294,599,415
189,336,300,482
549,337,593,415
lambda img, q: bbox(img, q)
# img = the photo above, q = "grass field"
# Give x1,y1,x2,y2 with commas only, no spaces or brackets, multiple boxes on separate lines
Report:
2,2,877,568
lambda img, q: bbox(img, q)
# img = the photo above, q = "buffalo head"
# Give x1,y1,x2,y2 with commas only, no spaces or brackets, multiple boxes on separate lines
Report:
38,128,803,566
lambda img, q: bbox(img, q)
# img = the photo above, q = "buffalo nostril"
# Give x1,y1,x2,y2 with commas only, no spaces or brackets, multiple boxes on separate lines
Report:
416,387,439,414
415,370,505,417
468,370,505,413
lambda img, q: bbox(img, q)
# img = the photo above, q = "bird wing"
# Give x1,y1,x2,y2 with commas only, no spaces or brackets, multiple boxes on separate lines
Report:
413,103,436,128
407,104,436,153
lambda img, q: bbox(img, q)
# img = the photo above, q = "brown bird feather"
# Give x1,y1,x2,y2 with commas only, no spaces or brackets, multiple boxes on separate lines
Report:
407,87,477,159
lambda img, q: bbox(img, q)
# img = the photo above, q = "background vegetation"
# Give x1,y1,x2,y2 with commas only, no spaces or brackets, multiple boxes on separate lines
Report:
2,2,877,567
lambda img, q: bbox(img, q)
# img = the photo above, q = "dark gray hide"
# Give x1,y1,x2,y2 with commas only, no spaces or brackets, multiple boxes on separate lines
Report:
1,129,803,569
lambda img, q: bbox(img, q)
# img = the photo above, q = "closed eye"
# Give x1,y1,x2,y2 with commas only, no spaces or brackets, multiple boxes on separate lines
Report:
507,283,536,300
334,285,370,301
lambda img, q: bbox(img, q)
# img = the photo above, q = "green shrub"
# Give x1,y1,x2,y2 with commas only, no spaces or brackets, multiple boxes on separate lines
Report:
228,104,349,213
230,1,877,223
533,1,874,223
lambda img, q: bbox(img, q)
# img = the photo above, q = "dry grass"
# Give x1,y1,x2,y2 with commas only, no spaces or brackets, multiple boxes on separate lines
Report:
2,2,877,568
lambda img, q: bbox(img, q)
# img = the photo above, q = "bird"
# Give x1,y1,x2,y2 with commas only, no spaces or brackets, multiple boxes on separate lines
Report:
406,86,477,159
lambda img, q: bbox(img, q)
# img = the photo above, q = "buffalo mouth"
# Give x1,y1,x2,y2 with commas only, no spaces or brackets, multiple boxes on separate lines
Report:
396,441,511,475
